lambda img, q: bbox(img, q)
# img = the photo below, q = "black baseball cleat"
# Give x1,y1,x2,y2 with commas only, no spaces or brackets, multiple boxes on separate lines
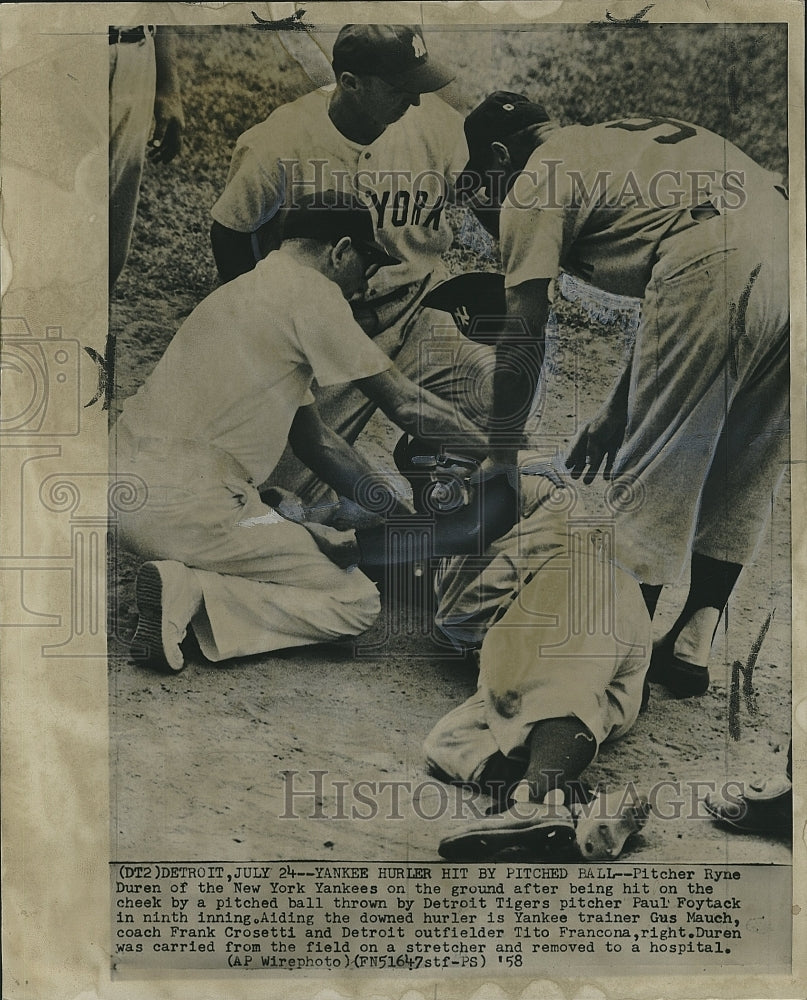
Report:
646,639,709,697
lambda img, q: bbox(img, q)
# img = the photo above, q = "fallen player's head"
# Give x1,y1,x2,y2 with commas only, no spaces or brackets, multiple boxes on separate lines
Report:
457,91,552,233
281,190,400,298
332,24,454,127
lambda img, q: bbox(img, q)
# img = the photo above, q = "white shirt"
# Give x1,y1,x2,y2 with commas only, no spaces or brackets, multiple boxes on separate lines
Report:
119,250,392,484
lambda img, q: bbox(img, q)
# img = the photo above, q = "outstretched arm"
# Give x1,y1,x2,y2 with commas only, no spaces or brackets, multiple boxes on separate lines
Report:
566,354,632,484
489,279,550,465
354,368,489,458
288,404,410,515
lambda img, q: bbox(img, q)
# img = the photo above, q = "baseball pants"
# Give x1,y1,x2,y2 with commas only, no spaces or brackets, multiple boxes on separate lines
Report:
109,30,157,288
610,188,790,585
113,426,380,661
424,503,651,783
266,276,497,505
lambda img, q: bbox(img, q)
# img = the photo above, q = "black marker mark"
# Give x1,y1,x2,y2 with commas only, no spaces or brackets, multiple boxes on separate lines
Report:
252,9,311,31
83,346,109,410
590,4,654,26
728,609,773,740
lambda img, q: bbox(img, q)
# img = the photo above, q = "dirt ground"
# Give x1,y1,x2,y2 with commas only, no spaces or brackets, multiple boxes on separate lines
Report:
108,286,791,866
107,22,792,866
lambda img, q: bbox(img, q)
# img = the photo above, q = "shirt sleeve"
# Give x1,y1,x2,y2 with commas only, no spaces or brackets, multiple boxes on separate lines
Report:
499,165,565,288
295,278,393,388
210,135,284,232
446,110,470,194
426,97,469,203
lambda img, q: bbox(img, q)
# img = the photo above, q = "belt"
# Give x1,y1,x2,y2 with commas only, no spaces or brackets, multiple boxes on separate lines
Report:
109,26,155,44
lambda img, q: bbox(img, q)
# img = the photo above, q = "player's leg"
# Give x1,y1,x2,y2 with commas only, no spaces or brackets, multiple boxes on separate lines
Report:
118,444,380,670
648,228,789,695
646,553,743,696
129,521,380,670
109,32,157,288
437,715,651,862
608,229,740,588
437,560,651,860
108,31,158,410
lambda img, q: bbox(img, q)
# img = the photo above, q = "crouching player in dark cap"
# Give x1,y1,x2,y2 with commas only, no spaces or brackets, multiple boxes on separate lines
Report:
458,92,789,701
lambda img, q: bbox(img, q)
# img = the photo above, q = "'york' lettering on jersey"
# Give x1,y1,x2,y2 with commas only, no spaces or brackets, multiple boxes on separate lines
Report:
367,190,445,231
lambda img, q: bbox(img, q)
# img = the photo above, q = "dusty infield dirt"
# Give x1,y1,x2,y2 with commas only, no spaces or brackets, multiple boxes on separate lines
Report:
108,23,791,865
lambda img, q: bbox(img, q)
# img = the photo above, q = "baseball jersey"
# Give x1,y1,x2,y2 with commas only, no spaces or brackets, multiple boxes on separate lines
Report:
500,118,782,298
211,87,468,297
119,250,392,485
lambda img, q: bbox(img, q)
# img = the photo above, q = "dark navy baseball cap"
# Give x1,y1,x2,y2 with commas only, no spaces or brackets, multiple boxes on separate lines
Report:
332,24,454,93
281,191,400,268
457,92,551,196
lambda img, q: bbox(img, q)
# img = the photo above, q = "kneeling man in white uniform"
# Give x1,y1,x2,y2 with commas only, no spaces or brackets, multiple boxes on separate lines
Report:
114,192,488,672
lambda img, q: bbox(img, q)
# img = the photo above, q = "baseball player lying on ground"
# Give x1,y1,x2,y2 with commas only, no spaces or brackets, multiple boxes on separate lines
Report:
114,192,488,673
425,471,652,862
210,23,497,506
458,93,789,700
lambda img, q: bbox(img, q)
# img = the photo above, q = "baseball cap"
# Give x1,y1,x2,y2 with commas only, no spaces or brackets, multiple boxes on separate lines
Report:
458,92,551,194
281,191,400,268
332,24,454,93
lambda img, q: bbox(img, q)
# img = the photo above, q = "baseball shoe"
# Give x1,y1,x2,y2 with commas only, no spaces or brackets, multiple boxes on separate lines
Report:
132,561,203,673
572,791,650,860
705,777,791,834
438,802,575,861
647,638,709,697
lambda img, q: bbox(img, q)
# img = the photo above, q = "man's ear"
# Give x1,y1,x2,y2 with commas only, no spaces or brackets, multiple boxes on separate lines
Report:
337,71,360,93
331,236,352,265
491,140,512,172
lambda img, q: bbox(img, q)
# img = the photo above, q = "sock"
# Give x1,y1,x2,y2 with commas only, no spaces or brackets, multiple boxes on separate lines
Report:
523,718,597,802
673,606,721,666
665,553,743,666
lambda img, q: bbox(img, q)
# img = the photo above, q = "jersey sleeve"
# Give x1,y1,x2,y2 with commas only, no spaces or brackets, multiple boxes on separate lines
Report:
445,108,471,196
210,132,285,232
295,278,393,388
499,164,565,288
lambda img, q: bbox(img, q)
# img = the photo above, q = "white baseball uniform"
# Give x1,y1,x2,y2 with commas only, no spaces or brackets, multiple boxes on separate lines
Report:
212,88,495,502
115,249,391,660
424,498,651,784
500,119,789,584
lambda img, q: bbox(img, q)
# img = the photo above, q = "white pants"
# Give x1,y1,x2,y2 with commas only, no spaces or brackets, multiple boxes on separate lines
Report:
114,426,380,661
109,32,156,287
611,190,790,584
425,503,651,783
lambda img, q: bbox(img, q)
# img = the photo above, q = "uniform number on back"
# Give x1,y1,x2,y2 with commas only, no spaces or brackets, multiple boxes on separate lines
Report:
606,117,697,144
